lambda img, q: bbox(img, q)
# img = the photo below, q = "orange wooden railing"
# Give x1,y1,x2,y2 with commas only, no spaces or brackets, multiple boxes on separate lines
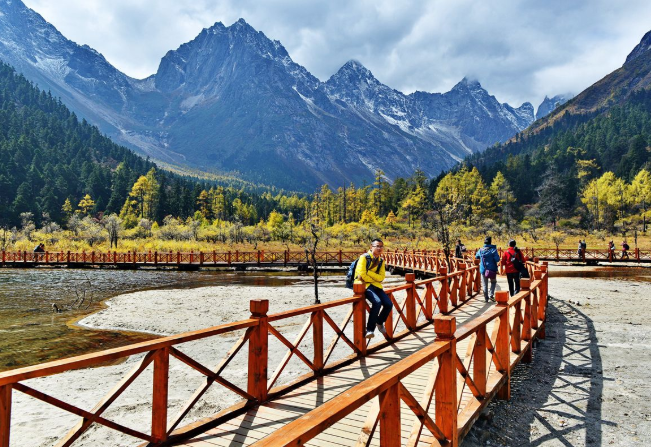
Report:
0,248,478,269
520,247,649,262
0,256,481,447
254,261,549,447
0,250,362,267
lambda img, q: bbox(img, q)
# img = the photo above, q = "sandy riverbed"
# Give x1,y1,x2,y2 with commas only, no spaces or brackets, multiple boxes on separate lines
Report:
465,264,651,446
7,267,651,446
9,274,406,447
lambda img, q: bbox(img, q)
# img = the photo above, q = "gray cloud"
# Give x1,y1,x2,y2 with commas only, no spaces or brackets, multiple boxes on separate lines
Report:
22,0,651,108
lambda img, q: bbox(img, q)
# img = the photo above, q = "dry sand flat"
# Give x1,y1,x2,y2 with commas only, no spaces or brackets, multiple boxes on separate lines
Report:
465,265,651,446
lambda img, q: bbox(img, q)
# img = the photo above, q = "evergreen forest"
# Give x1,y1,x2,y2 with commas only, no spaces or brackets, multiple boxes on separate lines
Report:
2,58,651,254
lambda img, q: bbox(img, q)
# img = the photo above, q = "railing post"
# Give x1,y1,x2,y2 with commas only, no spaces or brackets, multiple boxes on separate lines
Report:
353,283,367,357
154,251,158,266
435,315,458,447
338,249,342,267
521,279,533,363
152,347,169,443
284,250,288,267
541,263,549,306
257,250,261,266
248,299,269,402
425,283,434,321
133,250,137,267
405,273,417,330
535,270,546,339
228,251,232,266
474,324,487,398
312,310,324,372
45,251,49,264
176,251,180,265
438,267,449,314
0,384,11,447
1,251,4,265
379,383,401,446
67,251,70,264
458,262,467,302
199,251,204,265
495,291,511,400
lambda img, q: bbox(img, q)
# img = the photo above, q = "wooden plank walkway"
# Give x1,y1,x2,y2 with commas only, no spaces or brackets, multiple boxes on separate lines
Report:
176,288,501,446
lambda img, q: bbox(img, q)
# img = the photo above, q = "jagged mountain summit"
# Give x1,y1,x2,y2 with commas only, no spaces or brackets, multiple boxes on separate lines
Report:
0,0,538,191
535,94,572,120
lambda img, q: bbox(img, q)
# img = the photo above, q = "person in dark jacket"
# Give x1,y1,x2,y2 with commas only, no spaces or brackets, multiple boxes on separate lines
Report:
501,239,527,296
475,236,500,302
33,243,45,261
454,239,466,259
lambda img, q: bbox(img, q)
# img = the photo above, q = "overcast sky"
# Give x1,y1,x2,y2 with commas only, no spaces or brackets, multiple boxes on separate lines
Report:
21,0,651,108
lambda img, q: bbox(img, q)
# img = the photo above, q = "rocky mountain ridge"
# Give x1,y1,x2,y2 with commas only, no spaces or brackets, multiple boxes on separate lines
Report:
0,0,546,190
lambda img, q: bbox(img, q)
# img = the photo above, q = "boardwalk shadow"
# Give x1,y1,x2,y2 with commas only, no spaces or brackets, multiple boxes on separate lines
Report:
464,297,613,446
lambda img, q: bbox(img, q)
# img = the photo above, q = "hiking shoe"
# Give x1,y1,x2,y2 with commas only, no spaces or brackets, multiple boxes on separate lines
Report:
376,324,388,337
490,296,496,302
365,330,375,339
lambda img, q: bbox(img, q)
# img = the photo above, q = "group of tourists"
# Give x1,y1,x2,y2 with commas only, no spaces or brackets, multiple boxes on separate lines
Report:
582,239,631,260
350,236,534,340
473,236,528,302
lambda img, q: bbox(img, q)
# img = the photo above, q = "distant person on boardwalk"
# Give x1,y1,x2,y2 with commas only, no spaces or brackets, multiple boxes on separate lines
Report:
621,240,630,260
608,241,616,261
476,236,500,302
33,243,45,261
501,239,527,296
455,239,466,259
354,239,392,339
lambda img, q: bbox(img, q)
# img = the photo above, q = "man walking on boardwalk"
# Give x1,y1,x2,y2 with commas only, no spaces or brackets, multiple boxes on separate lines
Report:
355,239,393,339
476,236,500,302
501,239,527,296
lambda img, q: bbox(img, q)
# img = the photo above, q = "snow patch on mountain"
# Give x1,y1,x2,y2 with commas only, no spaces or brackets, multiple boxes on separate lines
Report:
33,55,69,78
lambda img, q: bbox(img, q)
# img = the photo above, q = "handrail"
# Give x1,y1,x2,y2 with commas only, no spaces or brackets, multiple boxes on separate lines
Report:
251,259,549,447
0,252,482,447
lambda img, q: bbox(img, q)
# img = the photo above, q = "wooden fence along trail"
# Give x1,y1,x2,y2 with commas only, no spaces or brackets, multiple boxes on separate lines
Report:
0,252,548,447
1,247,648,270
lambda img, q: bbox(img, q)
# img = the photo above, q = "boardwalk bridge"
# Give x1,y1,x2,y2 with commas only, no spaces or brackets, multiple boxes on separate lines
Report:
0,251,549,446
1,246,649,270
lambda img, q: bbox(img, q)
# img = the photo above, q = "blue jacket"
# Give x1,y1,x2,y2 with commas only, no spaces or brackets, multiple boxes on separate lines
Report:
476,244,500,273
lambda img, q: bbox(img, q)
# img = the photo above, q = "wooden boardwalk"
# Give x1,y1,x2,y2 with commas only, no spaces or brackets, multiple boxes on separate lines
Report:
0,254,547,447
3,247,648,271
176,294,495,446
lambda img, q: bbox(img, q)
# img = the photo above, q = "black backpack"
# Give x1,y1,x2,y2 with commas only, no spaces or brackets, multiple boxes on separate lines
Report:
510,249,525,273
623,243,630,250
345,254,381,289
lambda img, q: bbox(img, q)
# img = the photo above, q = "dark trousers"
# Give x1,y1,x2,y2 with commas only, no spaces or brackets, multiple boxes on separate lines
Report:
365,285,393,331
506,272,520,296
